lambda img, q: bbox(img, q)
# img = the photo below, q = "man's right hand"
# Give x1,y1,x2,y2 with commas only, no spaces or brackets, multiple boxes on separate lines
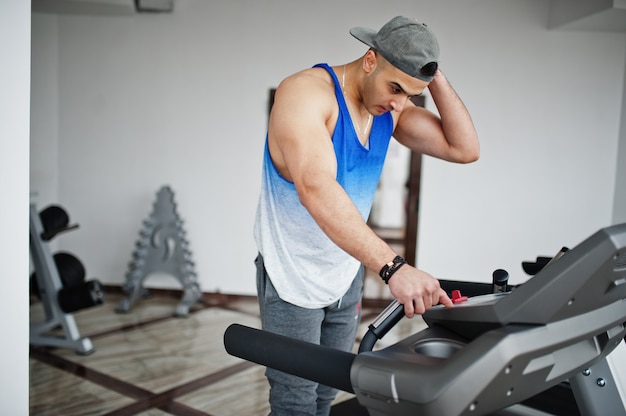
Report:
387,265,453,317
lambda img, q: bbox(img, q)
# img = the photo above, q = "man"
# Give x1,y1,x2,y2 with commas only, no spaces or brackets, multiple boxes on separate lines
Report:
253,16,479,415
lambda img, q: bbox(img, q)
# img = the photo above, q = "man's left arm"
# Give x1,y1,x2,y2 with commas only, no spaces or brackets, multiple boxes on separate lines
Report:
394,69,480,163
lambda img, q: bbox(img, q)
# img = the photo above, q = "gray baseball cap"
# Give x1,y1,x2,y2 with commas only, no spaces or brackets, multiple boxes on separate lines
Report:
350,16,440,82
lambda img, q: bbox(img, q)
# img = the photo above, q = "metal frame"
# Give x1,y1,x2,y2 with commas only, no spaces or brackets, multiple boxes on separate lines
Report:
29,204,94,355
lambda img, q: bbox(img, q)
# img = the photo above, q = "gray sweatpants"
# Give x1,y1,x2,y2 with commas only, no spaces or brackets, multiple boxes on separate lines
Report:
255,254,363,416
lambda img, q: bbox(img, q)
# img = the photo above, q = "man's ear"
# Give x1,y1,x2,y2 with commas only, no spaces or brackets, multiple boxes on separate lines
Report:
362,49,377,74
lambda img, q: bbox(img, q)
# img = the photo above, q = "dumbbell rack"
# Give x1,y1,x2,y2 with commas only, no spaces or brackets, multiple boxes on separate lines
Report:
116,186,201,317
29,203,95,355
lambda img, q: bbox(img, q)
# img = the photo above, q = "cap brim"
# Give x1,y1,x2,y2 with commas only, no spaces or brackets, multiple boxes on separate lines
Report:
350,27,377,48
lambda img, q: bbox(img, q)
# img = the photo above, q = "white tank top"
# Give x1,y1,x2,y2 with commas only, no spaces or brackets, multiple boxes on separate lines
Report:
253,63,393,308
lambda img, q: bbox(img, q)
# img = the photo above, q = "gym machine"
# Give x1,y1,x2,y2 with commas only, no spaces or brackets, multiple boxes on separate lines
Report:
29,204,105,354
224,223,626,415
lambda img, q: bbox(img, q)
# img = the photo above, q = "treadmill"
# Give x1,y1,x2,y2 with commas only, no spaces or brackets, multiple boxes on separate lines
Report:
225,223,626,415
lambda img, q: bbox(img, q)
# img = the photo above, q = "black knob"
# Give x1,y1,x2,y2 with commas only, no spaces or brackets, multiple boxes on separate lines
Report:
492,269,509,293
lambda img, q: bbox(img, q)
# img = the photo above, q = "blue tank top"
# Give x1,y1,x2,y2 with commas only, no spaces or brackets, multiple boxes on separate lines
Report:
253,63,394,308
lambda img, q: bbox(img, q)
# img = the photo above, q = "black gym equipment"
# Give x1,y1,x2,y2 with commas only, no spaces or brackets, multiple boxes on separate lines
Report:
30,251,86,296
38,204,79,241
224,223,626,415
30,204,104,354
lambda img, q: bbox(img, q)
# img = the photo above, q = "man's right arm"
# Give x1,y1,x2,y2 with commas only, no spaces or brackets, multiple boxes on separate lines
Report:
268,72,397,283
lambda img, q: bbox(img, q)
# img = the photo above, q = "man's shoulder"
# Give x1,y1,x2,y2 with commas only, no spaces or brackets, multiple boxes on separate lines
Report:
271,67,339,125
279,66,336,99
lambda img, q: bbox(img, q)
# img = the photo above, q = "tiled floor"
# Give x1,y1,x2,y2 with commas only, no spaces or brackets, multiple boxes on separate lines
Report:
29,289,427,416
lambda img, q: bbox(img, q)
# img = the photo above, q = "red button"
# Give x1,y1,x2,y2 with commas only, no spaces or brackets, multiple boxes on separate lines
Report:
451,290,468,304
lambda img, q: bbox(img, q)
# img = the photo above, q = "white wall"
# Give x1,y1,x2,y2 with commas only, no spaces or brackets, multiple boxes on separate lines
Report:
1,0,30,414
417,2,626,284
30,0,626,296
31,14,60,209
